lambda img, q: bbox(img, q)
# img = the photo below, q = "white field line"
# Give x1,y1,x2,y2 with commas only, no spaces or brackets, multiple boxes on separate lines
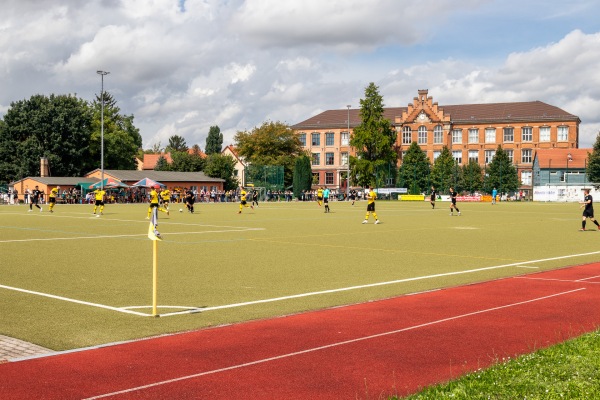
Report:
0,228,264,243
2,249,600,317
84,287,586,399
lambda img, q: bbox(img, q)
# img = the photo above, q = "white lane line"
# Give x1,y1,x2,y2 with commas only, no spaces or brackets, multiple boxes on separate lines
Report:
84,287,586,399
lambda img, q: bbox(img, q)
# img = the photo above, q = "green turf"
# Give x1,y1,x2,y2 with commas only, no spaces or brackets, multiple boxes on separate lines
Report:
0,200,597,350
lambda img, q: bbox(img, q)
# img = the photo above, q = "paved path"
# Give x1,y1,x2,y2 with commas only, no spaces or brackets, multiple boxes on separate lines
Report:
0,335,54,363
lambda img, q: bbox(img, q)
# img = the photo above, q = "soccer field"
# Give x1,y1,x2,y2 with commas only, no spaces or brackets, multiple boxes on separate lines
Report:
0,199,597,351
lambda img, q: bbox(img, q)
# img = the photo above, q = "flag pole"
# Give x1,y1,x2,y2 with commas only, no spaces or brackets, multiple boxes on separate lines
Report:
152,238,158,317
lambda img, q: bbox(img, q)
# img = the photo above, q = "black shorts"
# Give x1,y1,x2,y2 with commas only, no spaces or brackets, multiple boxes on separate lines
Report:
324,198,329,204
430,196,435,202
583,209,594,218
95,200,104,206
317,196,323,201
367,202,375,212
241,200,247,205
149,202,159,208
49,197,56,204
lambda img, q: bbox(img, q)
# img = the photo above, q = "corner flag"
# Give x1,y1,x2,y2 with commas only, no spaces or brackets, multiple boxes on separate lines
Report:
147,207,163,241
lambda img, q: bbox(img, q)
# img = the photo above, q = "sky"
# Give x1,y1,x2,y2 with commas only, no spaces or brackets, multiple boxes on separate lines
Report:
1,0,599,150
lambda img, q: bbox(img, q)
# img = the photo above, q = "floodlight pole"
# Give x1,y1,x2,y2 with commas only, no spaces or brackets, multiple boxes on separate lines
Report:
346,105,351,199
97,70,110,191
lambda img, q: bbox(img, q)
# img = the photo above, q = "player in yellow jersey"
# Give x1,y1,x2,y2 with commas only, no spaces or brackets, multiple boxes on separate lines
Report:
160,188,171,211
93,188,106,215
316,187,324,206
362,186,379,224
147,185,169,219
238,186,254,214
48,186,60,213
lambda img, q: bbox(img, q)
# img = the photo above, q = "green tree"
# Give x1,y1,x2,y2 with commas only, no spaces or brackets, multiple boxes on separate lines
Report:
430,146,455,193
293,154,312,199
587,131,600,187
0,94,94,184
398,142,430,194
205,125,223,155
204,153,237,190
154,155,170,171
166,135,188,152
234,121,303,187
486,146,519,195
349,82,397,188
461,160,483,194
91,92,142,170
170,150,205,172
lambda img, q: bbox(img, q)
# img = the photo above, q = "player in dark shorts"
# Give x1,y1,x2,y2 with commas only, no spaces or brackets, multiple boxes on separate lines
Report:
251,189,259,208
349,189,357,206
449,187,460,216
579,189,600,231
185,189,195,213
430,186,437,209
29,185,42,212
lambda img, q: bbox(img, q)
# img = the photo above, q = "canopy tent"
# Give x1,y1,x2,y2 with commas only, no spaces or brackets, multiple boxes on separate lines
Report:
76,182,96,191
131,178,166,188
89,178,129,189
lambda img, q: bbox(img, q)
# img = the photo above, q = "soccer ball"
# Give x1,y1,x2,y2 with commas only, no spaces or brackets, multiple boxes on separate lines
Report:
179,208,183,213
96,215,100,218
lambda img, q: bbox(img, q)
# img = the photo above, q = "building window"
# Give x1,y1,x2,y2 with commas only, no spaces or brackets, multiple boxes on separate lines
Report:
485,128,496,143
558,126,569,141
452,129,462,144
503,127,514,143
484,150,495,164
521,149,532,163
402,126,412,144
505,149,513,163
468,150,479,163
468,128,479,144
298,133,306,146
418,126,427,144
325,152,334,166
521,170,532,186
401,151,407,159
341,152,348,166
311,133,320,146
325,132,335,146
539,126,550,142
433,150,441,161
452,150,462,164
522,127,532,142
325,172,334,185
341,131,349,146
434,125,443,144
311,153,320,165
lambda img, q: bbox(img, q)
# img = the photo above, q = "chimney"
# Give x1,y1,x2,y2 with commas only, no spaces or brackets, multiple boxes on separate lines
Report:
40,157,49,177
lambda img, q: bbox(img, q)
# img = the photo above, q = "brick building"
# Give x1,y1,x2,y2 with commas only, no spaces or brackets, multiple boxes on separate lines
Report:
292,89,580,195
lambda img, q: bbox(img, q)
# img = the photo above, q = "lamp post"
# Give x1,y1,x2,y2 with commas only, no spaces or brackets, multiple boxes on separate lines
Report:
566,152,572,187
346,105,351,199
97,70,110,191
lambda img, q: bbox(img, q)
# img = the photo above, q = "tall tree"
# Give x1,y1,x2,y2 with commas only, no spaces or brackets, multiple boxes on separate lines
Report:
91,91,142,170
166,135,188,152
205,125,223,155
587,131,600,187
486,146,519,195
154,155,170,171
234,121,303,187
204,153,237,190
0,94,94,183
293,154,312,199
170,151,205,172
430,146,456,193
461,160,483,194
349,82,397,188
398,142,430,194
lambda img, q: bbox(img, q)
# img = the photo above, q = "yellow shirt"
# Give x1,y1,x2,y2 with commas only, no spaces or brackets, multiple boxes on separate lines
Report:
160,189,170,201
149,189,160,204
317,189,323,198
50,188,59,198
240,190,247,201
367,190,376,204
94,190,106,201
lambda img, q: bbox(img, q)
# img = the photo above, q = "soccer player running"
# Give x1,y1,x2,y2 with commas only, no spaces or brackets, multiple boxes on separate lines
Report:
48,186,60,213
160,187,171,211
430,186,437,209
147,185,169,219
349,188,357,206
185,188,195,213
449,187,461,216
28,185,42,212
92,187,106,215
316,187,324,206
251,189,259,208
362,186,379,224
579,188,600,231
238,186,253,214
323,187,331,213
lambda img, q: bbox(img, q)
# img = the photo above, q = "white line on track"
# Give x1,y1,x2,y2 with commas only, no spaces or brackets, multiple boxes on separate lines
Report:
83,287,586,399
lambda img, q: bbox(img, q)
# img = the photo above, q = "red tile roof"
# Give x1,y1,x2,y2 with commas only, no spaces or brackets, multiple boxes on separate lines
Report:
534,148,590,168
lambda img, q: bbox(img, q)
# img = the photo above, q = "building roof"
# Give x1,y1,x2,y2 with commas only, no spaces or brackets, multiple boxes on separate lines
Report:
9,177,98,186
291,101,579,130
534,148,590,169
142,153,173,170
88,169,224,183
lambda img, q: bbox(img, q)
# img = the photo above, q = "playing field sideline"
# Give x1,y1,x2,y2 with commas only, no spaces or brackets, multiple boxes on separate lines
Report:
0,200,596,351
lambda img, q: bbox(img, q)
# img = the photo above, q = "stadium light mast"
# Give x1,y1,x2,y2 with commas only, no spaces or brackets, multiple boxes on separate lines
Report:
97,70,110,191
346,105,351,198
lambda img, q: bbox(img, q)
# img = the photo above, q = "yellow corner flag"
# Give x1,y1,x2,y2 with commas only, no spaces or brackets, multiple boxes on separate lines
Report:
148,208,163,241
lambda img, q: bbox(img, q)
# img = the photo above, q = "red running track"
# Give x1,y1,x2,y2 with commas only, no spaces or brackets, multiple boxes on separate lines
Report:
2,263,600,399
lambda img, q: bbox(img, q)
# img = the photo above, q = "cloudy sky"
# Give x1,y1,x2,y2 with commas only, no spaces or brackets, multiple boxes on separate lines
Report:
1,0,599,149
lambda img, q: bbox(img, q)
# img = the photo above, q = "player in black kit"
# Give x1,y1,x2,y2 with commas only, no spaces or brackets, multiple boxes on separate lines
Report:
29,185,42,212
579,188,600,231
